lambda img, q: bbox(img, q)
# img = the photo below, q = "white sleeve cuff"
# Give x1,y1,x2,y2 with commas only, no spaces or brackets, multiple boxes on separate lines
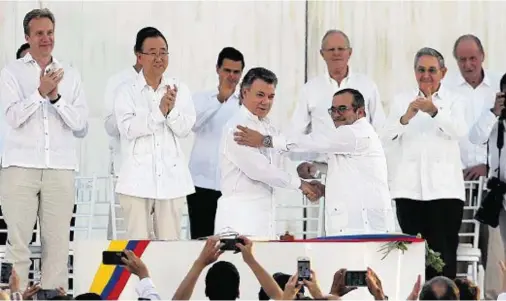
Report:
151,108,166,123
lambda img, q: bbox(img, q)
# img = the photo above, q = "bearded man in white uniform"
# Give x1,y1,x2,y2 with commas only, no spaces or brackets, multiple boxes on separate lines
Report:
214,67,320,239
234,88,396,235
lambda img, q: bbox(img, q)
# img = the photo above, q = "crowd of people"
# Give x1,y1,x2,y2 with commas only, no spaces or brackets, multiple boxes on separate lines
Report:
0,5,506,300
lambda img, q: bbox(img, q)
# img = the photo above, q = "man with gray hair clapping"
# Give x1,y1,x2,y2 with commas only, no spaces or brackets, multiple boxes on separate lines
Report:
381,47,467,280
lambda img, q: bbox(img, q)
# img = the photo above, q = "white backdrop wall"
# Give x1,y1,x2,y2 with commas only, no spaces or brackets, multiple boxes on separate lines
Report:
1,1,506,236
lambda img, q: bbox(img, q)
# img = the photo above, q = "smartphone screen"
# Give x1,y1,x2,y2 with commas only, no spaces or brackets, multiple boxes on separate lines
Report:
297,258,310,282
345,270,367,286
102,251,126,265
0,262,12,284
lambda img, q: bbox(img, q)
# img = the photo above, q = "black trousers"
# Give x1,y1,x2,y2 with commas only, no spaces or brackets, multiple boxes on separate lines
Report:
395,198,464,280
186,187,221,239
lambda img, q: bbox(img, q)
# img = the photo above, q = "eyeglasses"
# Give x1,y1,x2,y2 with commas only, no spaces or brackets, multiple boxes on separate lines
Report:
416,66,438,74
141,51,169,59
328,105,352,115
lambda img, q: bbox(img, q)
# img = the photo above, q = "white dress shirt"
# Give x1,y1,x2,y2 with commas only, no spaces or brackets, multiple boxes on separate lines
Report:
114,71,196,200
0,53,88,171
443,70,502,168
381,87,467,201
214,106,301,238
103,67,139,175
291,70,385,134
188,89,240,191
468,106,506,208
289,70,385,162
274,117,395,234
135,277,161,300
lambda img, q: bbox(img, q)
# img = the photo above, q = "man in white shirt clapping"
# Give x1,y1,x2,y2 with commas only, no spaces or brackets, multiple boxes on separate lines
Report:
187,47,244,239
214,67,319,239
114,27,196,240
0,8,89,291
381,47,467,280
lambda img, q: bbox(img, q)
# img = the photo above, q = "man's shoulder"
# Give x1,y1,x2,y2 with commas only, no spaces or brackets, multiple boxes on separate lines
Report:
350,71,377,85
192,89,216,101
304,74,328,88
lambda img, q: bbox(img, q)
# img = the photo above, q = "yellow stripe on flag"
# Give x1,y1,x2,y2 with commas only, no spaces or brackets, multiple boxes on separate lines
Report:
89,240,129,294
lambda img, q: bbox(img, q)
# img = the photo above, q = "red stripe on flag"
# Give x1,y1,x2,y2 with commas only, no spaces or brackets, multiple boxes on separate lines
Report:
107,241,150,300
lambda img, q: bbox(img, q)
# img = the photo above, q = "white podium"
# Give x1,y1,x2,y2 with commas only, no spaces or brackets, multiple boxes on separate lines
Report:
73,238,425,300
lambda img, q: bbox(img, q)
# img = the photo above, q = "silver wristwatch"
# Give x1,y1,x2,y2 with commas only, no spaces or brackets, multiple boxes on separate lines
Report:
262,135,273,148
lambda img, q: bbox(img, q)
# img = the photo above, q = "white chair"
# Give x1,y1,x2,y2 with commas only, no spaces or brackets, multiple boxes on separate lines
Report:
457,177,486,298
274,175,326,239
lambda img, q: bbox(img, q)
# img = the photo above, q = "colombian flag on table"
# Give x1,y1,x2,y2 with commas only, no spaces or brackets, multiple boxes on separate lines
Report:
88,240,150,300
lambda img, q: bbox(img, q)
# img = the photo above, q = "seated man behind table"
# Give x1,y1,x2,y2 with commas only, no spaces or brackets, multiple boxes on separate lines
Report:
214,67,319,239
234,89,396,235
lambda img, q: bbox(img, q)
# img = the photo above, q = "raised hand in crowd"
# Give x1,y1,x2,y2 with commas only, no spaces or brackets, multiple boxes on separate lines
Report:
122,249,150,279
406,274,422,300
39,68,64,99
492,91,506,117
172,237,223,300
365,267,387,300
329,268,357,297
22,282,41,300
159,84,178,116
280,274,302,301
302,270,326,299
236,236,284,300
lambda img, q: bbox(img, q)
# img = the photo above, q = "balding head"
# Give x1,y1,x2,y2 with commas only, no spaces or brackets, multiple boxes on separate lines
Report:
419,276,460,300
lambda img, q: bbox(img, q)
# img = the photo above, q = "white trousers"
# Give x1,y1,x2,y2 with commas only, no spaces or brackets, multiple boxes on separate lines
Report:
118,194,185,240
0,167,74,290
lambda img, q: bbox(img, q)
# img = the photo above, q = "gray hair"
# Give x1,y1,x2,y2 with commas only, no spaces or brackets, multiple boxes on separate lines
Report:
453,34,485,58
321,29,351,50
23,8,55,36
414,47,445,69
239,67,278,102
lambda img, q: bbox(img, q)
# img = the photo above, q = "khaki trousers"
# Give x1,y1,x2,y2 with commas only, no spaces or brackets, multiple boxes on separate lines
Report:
118,194,185,240
0,167,74,290
484,210,506,298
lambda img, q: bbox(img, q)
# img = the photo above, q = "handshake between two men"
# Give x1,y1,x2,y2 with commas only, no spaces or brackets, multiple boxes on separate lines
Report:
298,162,325,202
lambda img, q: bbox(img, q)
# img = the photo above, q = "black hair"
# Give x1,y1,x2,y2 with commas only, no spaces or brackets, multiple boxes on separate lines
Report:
134,27,168,53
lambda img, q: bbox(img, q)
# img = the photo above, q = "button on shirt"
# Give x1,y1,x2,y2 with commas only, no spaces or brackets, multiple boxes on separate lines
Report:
443,70,502,168
381,87,467,201
0,53,89,170
114,71,196,200
103,67,139,175
188,89,240,191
